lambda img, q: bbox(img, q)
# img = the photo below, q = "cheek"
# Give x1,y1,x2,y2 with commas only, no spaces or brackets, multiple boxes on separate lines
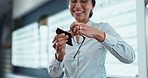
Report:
84,8,91,16
69,9,73,16
70,7,74,14
85,6,93,14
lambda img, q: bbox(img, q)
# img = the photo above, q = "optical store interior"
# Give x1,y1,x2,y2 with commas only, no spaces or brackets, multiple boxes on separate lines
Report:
0,0,148,78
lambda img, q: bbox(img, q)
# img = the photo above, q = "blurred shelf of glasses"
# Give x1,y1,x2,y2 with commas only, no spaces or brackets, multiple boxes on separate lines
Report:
12,22,49,68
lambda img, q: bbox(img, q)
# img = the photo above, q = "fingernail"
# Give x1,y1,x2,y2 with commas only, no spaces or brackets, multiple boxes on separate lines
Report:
66,35,69,38
56,43,58,45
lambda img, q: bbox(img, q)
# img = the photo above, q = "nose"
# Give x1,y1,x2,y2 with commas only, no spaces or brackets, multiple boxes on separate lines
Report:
74,2,82,9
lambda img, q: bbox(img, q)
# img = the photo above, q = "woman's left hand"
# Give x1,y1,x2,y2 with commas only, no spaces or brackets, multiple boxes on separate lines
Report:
70,22,105,42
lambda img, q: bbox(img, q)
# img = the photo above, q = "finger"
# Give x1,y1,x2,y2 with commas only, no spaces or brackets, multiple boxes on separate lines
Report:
73,26,79,34
56,35,69,43
70,32,74,38
56,37,64,43
78,30,86,36
52,33,66,43
65,35,69,39
58,40,68,51
70,22,77,31
57,40,68,47
54,33,65,43
52,33,65,43
56,40,67,51
57,33,65,38
78,23,86,30
70,22,79,32
52,35,58,43
53,43,56,49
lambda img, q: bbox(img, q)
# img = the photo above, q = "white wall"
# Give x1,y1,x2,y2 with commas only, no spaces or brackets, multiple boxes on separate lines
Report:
13,0,50,19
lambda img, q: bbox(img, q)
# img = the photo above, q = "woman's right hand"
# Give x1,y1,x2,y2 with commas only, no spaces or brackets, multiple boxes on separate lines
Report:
52,33,69,61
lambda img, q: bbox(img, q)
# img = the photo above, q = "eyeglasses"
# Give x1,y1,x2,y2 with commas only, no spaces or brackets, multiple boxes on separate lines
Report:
73,35,86,59
70,0,89,6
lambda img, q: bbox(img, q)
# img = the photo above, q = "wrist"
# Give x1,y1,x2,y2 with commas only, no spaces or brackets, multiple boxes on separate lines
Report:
55,53,65,62
94,30,106,42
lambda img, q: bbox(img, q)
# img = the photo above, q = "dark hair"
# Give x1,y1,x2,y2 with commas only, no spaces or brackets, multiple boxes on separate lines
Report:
92,0,96,7
89,0,96,18
38,14,48,23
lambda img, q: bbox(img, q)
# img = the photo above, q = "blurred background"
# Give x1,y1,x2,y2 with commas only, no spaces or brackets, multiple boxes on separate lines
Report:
0,0,147,78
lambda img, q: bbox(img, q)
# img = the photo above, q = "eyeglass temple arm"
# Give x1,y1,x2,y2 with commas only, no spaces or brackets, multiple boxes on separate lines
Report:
73,36,86,59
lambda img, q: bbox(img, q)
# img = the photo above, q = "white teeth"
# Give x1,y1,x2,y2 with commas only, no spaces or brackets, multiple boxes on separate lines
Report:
75,11,83,13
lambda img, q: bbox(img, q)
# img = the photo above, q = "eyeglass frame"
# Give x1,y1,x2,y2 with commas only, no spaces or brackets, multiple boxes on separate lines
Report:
73,35,86,59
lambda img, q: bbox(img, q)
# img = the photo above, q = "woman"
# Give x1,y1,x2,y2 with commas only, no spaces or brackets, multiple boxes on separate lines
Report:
48,0,135,78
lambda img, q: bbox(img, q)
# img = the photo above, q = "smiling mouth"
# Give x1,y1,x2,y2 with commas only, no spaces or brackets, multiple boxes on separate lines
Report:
74,11,84,14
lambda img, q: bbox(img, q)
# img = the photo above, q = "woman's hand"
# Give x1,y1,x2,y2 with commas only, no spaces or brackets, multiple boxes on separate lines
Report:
70,22,106,42
52,33,69,61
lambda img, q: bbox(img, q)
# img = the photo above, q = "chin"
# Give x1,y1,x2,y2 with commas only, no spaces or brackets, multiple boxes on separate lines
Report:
75,17,83,22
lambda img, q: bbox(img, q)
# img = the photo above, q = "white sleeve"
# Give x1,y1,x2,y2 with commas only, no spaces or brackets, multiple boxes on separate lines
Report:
47,54,64,77
100,23,135,64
